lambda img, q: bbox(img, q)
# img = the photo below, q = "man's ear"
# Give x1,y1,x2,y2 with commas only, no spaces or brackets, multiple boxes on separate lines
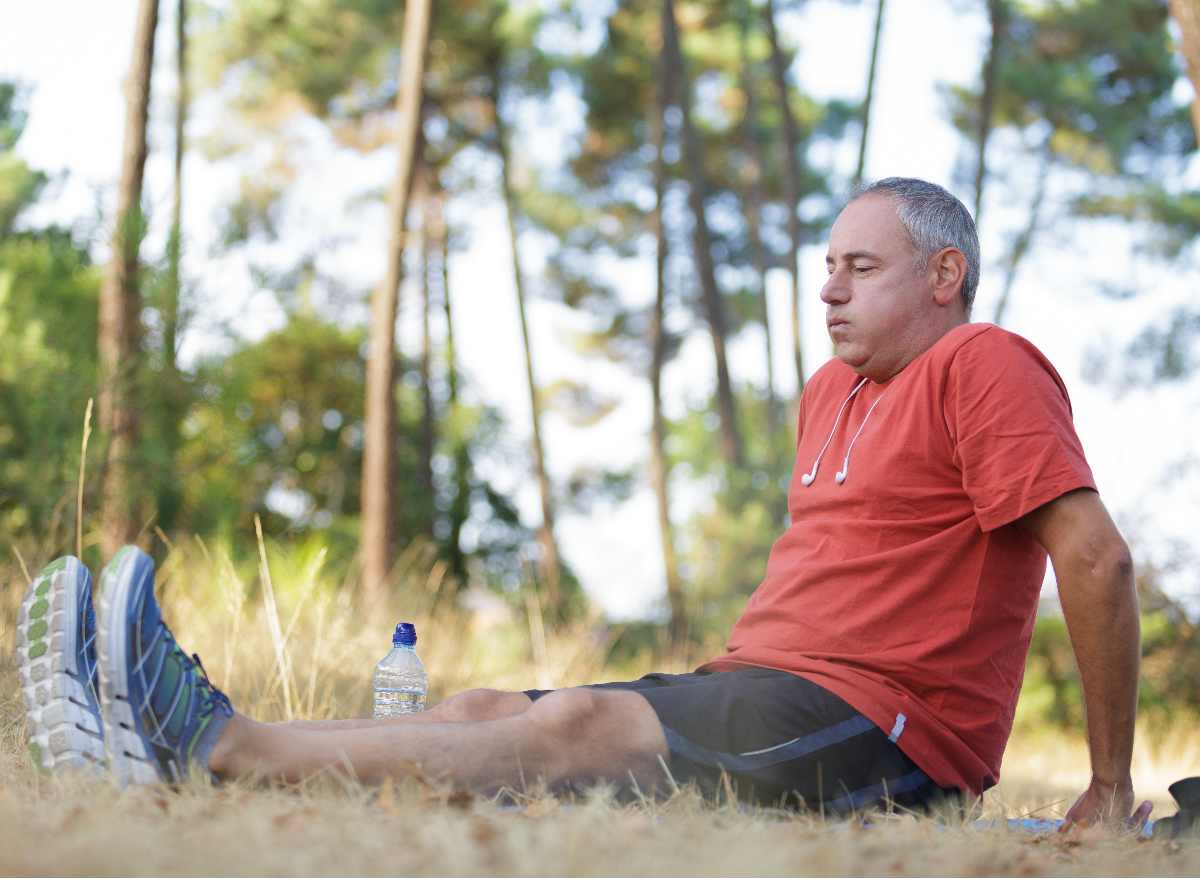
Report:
930,247,967,307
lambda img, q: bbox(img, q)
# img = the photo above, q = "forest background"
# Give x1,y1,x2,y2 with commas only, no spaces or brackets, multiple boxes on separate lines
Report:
2,0,1200,740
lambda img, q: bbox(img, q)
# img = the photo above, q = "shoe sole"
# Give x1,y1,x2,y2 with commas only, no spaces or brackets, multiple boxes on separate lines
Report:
96,548,162,786
15,557,105,774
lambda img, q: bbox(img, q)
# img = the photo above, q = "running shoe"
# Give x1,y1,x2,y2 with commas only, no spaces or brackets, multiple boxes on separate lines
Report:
96,546,233,785
15,556,105,774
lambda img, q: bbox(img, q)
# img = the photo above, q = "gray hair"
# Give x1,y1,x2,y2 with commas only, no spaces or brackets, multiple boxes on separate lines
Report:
850,177,980,318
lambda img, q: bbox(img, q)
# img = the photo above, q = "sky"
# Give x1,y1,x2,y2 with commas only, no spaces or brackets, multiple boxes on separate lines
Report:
2,0,1199,620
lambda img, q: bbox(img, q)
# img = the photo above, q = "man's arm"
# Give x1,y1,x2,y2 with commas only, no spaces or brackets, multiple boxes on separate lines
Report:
1018,488,1152,826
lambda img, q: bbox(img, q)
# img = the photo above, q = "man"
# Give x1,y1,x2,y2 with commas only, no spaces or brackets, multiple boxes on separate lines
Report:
16,178,1151,823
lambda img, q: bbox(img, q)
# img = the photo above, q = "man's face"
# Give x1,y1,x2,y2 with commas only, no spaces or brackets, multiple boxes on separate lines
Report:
821,194,943,383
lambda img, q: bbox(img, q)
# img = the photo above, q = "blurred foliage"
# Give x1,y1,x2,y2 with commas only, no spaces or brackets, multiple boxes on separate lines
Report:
0,84,100,560
948,0,1194,183
664,388,796,642
1016,556,1200,731
172,301,576,601
555,0,851,343
949,0,1200,364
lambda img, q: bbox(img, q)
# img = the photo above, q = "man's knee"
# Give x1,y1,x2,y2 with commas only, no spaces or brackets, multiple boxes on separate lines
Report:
524,688,665,758
430,688,532,722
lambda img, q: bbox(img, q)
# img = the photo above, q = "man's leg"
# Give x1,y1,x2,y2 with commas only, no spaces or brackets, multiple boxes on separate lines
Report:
210,687,667,790
276,689,534,730
95,546,668,791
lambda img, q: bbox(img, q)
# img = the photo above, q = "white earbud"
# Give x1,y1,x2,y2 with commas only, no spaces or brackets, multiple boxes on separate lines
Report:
834,457,850,484
800,464,818,486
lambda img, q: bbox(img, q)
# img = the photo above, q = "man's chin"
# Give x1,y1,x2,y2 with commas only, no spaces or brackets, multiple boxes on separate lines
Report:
833,345,868,369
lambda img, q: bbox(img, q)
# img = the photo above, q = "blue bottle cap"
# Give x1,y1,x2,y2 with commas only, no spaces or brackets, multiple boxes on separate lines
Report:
393,622,417,646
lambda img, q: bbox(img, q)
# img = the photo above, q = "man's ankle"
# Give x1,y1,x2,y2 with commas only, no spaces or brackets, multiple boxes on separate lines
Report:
206,712,251,780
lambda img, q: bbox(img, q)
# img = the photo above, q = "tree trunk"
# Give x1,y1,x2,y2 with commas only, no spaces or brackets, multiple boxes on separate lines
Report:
98,0,159,560
854,0,885,185
740,30,778,429
417,171,435,500
429,181,468,586
433,184,458,405
361,0,432,597
496,99,564,619
650,25,687,647
1170,0,1200,142
992,154,1050,326
662,0,743,466
763,0,806,396
151,0,189,538
974,0,1005,226
165,0,186,372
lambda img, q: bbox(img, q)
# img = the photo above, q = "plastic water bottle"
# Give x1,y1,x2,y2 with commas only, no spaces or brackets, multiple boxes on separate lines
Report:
373,622,427,717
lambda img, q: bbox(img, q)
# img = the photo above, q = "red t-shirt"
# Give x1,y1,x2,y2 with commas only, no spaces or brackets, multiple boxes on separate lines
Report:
698,323,1095,796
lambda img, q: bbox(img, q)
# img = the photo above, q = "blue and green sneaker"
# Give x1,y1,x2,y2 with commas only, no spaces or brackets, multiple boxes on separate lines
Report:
15,556,105,773
96,546,233,785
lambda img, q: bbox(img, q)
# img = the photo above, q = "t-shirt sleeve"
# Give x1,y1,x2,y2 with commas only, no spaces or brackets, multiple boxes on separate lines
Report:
944,329,1096,532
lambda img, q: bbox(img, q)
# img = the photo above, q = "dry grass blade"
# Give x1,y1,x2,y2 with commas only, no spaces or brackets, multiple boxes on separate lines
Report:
523,574,551,690
153,525,177,556
255,514,294,721
76,397,92,562
10,545,32,587
279,547,326,651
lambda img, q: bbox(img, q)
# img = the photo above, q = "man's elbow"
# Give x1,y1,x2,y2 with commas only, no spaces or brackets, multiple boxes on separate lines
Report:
1082,540,1138,625
1058,531,1135,607
1094,540,1134,589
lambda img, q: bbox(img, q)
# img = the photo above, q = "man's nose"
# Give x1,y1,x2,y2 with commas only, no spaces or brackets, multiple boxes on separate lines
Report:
821,269,849,304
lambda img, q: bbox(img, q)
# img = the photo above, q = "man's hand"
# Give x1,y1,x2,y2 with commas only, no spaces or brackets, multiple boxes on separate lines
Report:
1063,776,1153,830
1019,489,1146,832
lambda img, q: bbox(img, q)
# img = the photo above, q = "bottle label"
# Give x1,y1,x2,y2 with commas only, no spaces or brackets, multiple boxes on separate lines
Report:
374,691,426,705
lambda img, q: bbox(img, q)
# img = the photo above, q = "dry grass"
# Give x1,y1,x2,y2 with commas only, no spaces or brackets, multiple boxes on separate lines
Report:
0,538,1198,876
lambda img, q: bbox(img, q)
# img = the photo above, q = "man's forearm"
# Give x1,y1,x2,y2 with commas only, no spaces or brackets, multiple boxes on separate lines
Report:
1055,537,1140,790
1020,488,1142,812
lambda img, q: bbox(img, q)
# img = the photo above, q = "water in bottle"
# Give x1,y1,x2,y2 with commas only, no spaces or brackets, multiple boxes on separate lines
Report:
373,622,428,717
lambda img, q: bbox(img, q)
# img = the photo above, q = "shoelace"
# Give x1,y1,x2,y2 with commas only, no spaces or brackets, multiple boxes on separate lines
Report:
190,652,233,718
135,627,232,730
82,604,100,701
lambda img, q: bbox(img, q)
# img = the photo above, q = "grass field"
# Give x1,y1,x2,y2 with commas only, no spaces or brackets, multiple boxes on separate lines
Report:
1,536,1198,877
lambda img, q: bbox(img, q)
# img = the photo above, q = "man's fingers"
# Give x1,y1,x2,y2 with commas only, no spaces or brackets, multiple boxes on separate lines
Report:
1061,788,1150,835
1128,799,1153,830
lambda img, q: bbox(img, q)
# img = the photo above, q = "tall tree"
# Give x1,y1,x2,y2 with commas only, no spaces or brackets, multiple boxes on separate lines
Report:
991,156,1049,325
361,0,432,597
649,22,687,647
738,13,779,427
662,0,743,466
854,0,886,185
166,0,186,371
98,0,159,559
973,0,1007,225
494,79,566,618
762,0,805,394
417,168,436,500
1170,0,1200,141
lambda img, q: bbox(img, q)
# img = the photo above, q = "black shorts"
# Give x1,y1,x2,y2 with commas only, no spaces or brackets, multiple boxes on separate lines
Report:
525,668,961,813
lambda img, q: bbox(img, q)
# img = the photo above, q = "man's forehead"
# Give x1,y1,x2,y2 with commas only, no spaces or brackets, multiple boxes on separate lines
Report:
826,195,910,260
826,248,881,263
